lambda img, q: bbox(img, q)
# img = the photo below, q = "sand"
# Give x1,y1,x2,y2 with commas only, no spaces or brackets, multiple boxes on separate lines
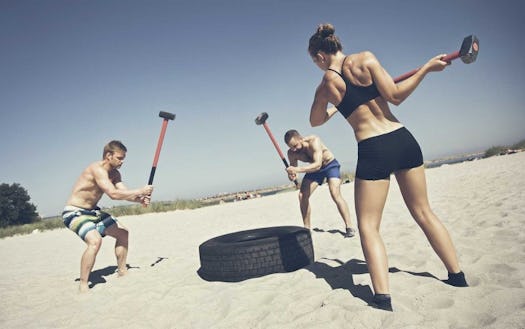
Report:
1,152,524,329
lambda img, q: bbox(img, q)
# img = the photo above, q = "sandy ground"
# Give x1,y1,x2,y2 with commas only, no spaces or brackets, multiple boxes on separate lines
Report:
1,152,524,329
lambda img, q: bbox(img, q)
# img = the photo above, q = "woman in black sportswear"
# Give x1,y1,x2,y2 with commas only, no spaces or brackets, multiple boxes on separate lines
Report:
307,23,468,311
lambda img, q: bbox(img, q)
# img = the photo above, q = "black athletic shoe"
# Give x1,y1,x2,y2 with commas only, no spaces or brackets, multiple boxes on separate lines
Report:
443,271,469,287
344,227,356,238
370,294,393,312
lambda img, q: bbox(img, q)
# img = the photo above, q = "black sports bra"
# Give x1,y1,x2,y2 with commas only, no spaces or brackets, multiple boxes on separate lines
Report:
328,57,380,119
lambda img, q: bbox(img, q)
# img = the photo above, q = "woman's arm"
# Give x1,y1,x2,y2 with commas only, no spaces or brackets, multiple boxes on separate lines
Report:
310,80,340,127
368,52,449,106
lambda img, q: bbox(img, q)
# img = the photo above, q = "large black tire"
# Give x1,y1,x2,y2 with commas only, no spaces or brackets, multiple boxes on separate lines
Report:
198,226,314,282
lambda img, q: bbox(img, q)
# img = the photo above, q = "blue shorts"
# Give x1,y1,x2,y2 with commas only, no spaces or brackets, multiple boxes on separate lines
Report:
303,159,341,185
62,206,118,240
356,127,423,180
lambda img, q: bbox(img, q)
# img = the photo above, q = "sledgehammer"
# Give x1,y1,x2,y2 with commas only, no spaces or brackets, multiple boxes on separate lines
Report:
394,35,479,83
255,112,299,188
148,111,175,186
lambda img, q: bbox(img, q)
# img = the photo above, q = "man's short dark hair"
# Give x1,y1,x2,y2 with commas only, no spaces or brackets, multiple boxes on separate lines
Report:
284,129,301,144
103,140,127,159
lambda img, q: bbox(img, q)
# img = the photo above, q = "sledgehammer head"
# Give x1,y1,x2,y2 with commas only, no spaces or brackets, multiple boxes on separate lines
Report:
459,35,479,64
159,111,176,121
255,112,269,125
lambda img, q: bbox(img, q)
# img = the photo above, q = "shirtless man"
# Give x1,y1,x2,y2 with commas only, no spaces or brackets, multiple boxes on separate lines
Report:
62,140,153,292
284,130,355,237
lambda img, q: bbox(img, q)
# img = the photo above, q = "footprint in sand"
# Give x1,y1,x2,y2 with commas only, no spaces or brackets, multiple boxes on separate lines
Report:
427,296,455,309
463,313,498,327
466,275,481,287
481,263,521,288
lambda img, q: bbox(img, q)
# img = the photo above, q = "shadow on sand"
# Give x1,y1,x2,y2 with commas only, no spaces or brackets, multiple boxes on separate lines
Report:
74,256,170,288
74,264,140,288
307,258,440,305
312,227,348,237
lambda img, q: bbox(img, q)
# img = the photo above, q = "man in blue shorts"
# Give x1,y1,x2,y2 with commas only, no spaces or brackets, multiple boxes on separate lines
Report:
284,130,355,237
63,140,153,292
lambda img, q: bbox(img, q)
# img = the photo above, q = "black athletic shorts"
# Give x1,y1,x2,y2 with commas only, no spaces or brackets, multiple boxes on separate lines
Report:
356,127,423,180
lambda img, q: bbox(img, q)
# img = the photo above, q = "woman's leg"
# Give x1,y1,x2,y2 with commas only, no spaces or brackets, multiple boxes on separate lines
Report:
354,178,391,294
394,166,461,274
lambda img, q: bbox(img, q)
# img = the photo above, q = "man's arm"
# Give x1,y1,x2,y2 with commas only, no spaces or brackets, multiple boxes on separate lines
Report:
115,181,151,204
287,137,324,175
297,136,323,173
287,149,298,167
94,166,151,202
286,150,299,181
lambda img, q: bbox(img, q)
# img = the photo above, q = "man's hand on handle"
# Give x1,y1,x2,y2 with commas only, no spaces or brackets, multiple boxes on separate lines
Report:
140,185,154,206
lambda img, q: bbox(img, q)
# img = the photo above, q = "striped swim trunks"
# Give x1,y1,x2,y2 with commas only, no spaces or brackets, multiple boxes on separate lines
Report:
62,206,118,240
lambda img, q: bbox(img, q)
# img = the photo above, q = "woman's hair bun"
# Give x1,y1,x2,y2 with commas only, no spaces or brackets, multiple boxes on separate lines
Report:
317,23,335,38
308,23,342,56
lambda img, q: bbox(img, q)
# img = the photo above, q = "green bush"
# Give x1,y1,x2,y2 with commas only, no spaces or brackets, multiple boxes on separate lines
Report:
0,183,39,228
0,217,63,239
484,138,525,158
483,146,507,158
512,139,525,150
106,199,204,217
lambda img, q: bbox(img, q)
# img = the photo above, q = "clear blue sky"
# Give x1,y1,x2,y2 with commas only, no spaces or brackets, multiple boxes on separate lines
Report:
1,0,524,217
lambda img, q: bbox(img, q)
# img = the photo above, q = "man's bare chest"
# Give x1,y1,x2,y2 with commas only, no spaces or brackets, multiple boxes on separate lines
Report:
294,150,314,163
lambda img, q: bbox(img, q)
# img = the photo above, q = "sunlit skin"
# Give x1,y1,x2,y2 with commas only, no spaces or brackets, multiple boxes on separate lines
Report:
308,34,463,299
286,133,354,233
66,147,153,292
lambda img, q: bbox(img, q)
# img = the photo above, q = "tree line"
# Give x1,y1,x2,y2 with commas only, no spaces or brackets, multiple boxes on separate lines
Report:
0,183,39,228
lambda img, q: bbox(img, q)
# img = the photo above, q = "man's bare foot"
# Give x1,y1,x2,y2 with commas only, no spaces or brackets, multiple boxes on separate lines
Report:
117,268,128,277
79,282,90,293
344,227,356,238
